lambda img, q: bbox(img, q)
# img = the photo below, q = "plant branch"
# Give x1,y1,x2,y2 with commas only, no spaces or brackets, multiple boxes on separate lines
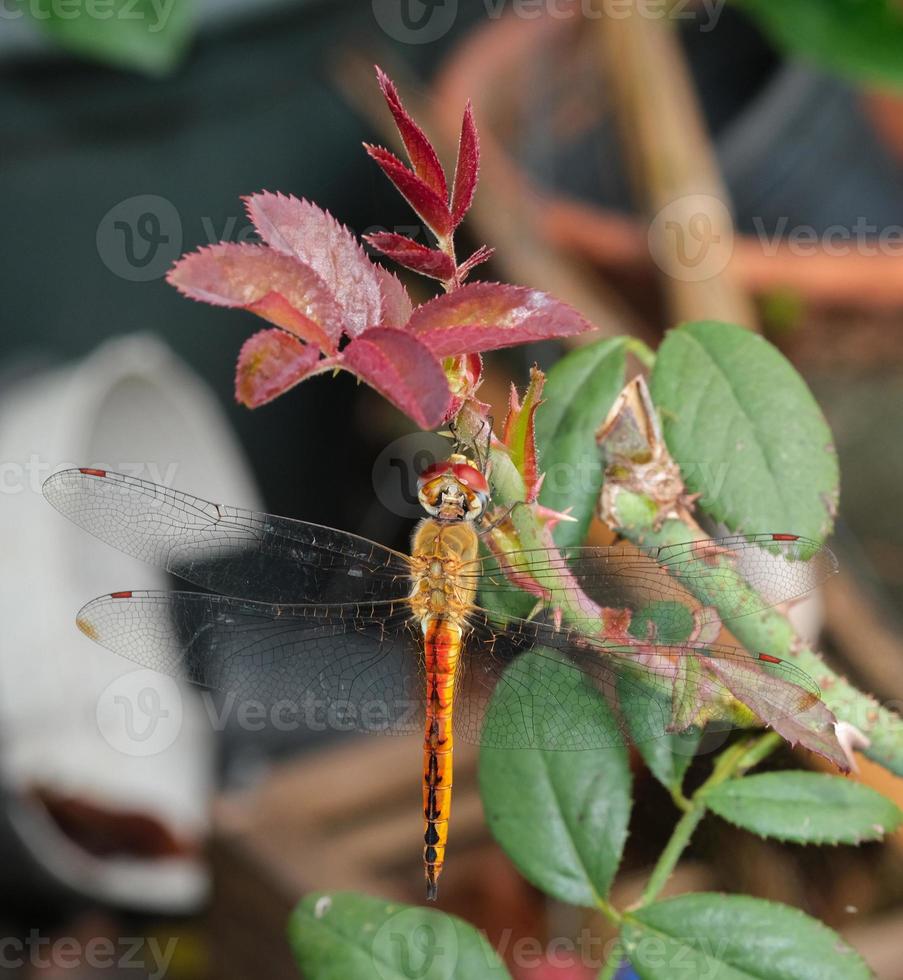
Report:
594,894,623,927
595,378,901,775
610,492,902,775
595,4,902,777
635,732,782,909
597,944,624,980
337,50,642,341
669,785,692,813
637,801,706,909
625,337,656,371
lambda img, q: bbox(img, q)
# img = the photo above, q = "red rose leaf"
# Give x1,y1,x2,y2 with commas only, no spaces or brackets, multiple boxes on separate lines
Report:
364,145,453,240
408,282,594,358
374,266,414,328
244,192,382,338
365,231,457,281
168,243,343,353
342,327,452,429
375,66,448,200
235,329,328,407
450,100,479,228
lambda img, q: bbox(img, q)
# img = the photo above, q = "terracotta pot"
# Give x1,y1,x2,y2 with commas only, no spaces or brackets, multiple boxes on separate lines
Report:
433,10,903,311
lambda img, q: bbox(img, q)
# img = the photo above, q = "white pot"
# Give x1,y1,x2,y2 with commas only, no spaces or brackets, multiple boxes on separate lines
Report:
0,333,260,913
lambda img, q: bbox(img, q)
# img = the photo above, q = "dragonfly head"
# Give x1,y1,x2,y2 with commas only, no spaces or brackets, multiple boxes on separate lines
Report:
418,454,489,522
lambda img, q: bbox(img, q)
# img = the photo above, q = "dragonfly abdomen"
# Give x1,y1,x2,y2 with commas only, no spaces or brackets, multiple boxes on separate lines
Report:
410,518,478,901
422,617,461,901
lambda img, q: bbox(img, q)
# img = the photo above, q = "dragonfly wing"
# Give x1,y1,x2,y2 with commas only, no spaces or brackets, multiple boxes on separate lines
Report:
454,614,649,749
76,592,425,736
465,534,837,641
455,612,822,750
44,468,412,603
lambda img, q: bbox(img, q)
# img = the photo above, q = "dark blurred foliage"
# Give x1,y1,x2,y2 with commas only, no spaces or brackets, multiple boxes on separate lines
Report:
1,0,485,543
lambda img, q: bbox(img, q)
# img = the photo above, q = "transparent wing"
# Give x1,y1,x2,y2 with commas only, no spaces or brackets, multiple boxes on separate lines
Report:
453,611,822,750
75,590,823,750
76,591,425,736
44,468,412,604
466,534,837,641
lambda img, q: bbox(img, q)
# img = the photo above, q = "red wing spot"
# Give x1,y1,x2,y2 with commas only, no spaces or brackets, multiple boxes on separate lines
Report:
79,468,107,478
758,652,782,665
110,591,133,600
771,533,799,541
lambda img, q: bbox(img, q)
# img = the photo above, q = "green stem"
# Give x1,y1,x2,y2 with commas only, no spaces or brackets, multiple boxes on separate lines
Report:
609,492,900,774
597,943,624,980
594,894,623,927
625,337,656,370
637,802,706,908
669,785,692,812
487,448,529,522
736,731,783,770
635,732,781,908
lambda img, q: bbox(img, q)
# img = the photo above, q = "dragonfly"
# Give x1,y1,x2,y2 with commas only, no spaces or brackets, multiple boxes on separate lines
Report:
43,457,837,900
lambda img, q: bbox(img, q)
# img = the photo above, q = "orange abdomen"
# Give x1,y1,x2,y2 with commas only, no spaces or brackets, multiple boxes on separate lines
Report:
410,517,477,901
422,617,461,901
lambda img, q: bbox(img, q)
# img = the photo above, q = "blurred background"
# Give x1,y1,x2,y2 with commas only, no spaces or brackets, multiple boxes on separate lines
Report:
2,0,903,976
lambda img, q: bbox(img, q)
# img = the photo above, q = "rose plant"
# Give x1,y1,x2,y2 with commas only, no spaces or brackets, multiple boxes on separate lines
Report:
169,68,902,980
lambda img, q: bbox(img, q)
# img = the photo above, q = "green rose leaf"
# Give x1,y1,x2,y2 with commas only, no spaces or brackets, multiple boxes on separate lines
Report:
288,891,510,980
650,321,838,543
26,0,194,74
619,679,701,793
702,770,903,844
732,0,903,89
479,648,632,908
622,893,871,979
622,602,701,790
536,337,626,549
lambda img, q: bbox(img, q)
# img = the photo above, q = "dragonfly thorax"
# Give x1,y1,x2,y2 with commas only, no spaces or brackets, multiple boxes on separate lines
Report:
409,519,480,628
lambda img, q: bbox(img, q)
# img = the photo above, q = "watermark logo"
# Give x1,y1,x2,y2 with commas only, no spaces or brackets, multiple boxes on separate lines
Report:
96,197,259,282
96,195,183,283
96,669,183,757
370,0,726,45
371,0,459,44
372,909,459,980
372,431,453,519
648,193,734,283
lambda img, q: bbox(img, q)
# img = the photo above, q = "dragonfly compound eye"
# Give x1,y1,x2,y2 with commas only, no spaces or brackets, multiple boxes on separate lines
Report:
417,478,444,516
463,488,488,522
451,463,489,496
418,458,490,521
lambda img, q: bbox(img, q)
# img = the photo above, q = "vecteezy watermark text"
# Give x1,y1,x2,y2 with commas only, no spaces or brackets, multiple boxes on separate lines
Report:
1,0,177,32
753,215,903,258
96,195,258,282
96,669,424,756
371,0,725,45
0,456,179,496
97,667,882,758
370,917,734,978
0,931,177,980
371,433,732,519
649,194,903,283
